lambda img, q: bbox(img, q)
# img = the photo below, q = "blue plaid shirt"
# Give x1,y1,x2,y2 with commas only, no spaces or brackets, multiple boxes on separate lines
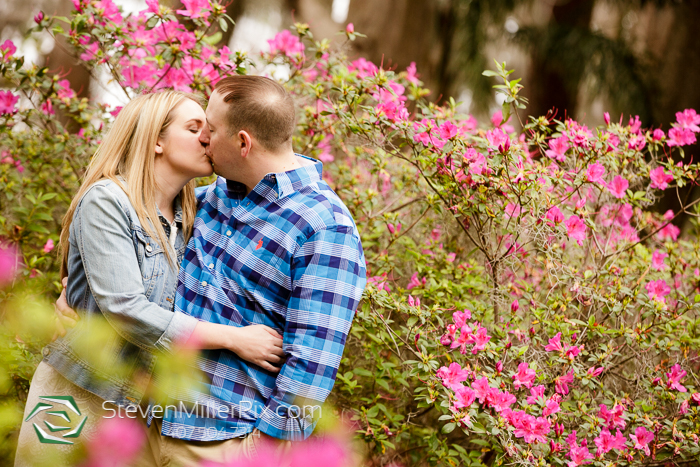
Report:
159,155,366,441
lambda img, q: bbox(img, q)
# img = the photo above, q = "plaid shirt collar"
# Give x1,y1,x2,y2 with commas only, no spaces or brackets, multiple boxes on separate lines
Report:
225,154,322,202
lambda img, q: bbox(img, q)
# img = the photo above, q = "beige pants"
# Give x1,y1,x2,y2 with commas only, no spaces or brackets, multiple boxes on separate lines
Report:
134,418,260,467
14,361,126,467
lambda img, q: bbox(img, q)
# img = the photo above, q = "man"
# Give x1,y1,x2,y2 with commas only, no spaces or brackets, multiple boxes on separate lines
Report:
56,76,366,463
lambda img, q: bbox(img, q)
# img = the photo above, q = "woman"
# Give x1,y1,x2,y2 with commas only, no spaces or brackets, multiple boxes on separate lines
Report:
15,91,283,465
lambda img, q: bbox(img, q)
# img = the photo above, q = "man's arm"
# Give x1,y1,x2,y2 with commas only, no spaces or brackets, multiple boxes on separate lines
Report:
254,225,366,440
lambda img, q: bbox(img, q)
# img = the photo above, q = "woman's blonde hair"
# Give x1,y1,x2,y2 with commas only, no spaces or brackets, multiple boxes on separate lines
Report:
59,90,205,277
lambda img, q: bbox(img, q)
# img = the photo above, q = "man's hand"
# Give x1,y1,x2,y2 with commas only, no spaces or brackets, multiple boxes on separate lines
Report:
52,277,79,340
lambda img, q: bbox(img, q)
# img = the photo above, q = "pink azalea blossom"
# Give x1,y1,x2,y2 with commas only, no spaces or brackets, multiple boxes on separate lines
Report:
651,250,667,271
84,417,145,467
586,163,606,184
691,393,700,404
145,0,160,14
657,211,680,241
176,0,212,19
439,120,458,140
543,398,560,417
587,366,604,378
472,377,492,404
94,0,123,23
485,128,509,150
667,127,696,147
511,411,551,444
267,30,304,58
0,243,19,287
348,58,378,79
452,309,471,328
598,404,626,429
345,23,354,34
565,215,587,246
0,40,17,57
43,239,54,254
504,203,521,218
406,272,424,290
490,390,517,412
604,112,610,125
652,129,665,141
545,332,563,352
675,108,700,132
666,364,687,392
555,370,574,395
567,432,594,467
679,399,689,414
405,62,420,84
512,362,536,389
527,385,546,404
546,206,564,224
437,362,469,390
645,279,670,302
607,176,628,199
450,324,472,354
564,345,581,360
650,167,673,190
628,115,642,133
546,136,570,162
0,91,19,114
469,324,491,354
453,386,476,409
594,429,627,456
629,426,654,456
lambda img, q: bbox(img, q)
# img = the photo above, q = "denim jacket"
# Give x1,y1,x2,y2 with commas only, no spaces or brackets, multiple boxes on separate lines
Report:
43,179,198,407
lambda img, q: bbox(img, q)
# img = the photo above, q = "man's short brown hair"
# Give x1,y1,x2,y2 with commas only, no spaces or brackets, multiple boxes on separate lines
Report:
214,75,295,152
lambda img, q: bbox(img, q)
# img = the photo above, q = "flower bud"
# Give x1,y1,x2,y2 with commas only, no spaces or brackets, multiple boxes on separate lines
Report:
440,333,452,347
554,422,564,437
496,360,503,374
346,23,354,34
510,299,519,313
505,341,512,349
604,112,610,125
34,11,44,24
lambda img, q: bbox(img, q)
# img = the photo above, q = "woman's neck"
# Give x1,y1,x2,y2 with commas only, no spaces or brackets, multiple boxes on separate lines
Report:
154,171,187,224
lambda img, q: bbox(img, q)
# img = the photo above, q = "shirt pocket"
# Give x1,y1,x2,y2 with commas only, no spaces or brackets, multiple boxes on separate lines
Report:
132,227,165,298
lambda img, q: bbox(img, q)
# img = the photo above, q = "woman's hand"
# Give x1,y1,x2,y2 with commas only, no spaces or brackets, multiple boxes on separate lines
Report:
188,322,285,372
226,325,285,372
52,277,80,340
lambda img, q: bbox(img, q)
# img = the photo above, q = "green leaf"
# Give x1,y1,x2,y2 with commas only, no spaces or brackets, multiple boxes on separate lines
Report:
218,17,229,32
442,422,456,434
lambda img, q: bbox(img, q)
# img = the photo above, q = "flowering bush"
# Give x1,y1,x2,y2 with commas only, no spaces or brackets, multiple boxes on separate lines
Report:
1,1,700,466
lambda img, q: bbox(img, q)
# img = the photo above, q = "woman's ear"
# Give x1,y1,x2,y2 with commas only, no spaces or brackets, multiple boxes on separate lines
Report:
155,139,164,155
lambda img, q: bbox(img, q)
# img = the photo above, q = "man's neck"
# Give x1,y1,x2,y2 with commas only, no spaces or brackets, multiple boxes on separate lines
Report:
242,150,312,195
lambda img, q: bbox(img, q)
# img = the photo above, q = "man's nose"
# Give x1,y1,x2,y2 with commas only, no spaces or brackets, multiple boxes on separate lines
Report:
199,127,210,144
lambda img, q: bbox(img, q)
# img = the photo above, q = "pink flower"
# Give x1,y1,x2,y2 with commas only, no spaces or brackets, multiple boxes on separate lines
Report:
543,398,560,417
512,362,536,389
145,0,160,14
452,309,471,328
406,272,424,290
564,345,581,360
628,115,642,133
692,393,700,404
0,243,19,287
667,127,696,147
649,166,673,190
450,324,472,354
490,390,517,412
594,429,627,456
504,203,521,218
666,364,687,392
565,215,587,246
267,30,304,58
586,163,606,184
405,62,419,84
453,386,476,409
604,112,610,125
0,40,17,57
43,239,54,254
439,120,458,140
587,366,604,378
437,362,469,391
606,176,628,199
469,325,491,354
680,399,689,414
645,279,670,302
598,404,626,430
676,109,700,132
485,128,509,150
555,370,574,395
568,444,593,467
545,332,563,352
651,250,667,271
176,0,212,19
345,23,354,34
546,206,564,224
34,11,44,23
348,57,378,79
84,417,145,467
0,91,19,114
407,295,420,307
629,426,654,456
510,300,519,313
512,412,551,444
652,129,665,141
657,213,680,241
471,377,492,404
527,385,546,404
546,136,570,162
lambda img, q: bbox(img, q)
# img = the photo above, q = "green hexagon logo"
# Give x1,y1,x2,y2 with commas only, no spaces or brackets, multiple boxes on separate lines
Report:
25,396,87,444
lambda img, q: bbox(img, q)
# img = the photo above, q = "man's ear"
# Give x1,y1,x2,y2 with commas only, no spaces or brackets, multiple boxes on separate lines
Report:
238,130,253,158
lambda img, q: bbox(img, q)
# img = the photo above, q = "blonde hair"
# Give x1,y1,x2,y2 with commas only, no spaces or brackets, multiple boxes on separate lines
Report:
60,91,205,277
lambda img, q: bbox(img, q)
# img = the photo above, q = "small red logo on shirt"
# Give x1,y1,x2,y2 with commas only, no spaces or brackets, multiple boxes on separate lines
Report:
255,239,263,250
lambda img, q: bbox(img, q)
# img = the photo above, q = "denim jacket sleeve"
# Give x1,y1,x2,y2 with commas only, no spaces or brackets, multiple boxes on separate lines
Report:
73,183,198,352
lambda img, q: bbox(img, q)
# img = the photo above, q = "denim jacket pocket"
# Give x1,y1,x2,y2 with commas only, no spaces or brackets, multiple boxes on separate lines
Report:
133,227,165,298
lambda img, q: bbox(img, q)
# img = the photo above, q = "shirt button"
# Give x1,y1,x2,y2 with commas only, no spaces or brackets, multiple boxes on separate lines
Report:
208,263,214,269
42,347,51,357
226,231,232,236
146,244,152,252
202,281,208,287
